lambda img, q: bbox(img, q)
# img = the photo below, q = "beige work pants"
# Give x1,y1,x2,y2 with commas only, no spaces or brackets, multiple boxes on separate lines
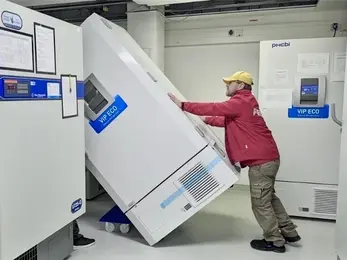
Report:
249,160,298,247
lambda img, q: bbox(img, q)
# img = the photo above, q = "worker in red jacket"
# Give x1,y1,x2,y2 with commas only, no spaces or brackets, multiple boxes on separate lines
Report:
168,71,301,253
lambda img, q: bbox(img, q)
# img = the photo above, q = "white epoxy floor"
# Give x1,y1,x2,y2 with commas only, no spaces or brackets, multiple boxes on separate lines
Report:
70,187,337,260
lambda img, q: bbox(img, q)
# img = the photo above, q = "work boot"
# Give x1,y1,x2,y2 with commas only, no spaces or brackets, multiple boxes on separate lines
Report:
73,235,96,250
284,235,301,243
250,239,286,253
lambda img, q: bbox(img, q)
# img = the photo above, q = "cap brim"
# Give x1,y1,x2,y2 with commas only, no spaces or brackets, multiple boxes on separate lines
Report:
223,77,232,84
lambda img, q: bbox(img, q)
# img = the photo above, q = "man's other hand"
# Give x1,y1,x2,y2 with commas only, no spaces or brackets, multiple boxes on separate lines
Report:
168,93,182,108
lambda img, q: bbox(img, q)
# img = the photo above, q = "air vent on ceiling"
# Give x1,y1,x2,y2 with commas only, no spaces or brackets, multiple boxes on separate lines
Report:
177,161,221,207
14,246,38,260
313,188,338,216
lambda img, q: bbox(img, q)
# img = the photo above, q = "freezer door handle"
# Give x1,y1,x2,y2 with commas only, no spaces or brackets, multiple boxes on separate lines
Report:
194,126,205,138
213,142,226,158
331,103,342,127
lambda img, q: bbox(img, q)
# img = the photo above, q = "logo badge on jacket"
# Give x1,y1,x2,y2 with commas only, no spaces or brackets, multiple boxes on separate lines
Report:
253,108,262,117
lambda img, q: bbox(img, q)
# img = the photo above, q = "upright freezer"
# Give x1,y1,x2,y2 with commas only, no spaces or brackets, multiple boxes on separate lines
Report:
82,13,239,246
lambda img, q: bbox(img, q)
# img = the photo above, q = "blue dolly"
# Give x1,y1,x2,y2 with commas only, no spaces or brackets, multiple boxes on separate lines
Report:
99,205,132,234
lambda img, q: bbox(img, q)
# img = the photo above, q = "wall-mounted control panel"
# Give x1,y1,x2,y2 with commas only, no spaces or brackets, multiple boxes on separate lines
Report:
3,79,31,98
293,76,326,108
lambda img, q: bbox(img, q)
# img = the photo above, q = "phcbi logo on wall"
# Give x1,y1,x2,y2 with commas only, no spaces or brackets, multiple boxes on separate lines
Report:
272,41,291,48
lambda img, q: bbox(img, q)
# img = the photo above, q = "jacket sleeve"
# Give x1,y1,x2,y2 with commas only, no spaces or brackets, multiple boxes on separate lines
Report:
182,98,240,117
205,116,225,127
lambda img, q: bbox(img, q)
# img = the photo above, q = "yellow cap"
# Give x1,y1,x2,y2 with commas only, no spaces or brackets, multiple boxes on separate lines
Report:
223,71,254,85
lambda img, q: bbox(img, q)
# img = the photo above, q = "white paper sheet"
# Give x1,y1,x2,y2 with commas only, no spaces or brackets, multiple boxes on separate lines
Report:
47,82,60,98
331,52,346,82
297,53,330,74
0,29,33,71
274,69,288,84
260,89,293,109
35,24,56,74
61,75,78,118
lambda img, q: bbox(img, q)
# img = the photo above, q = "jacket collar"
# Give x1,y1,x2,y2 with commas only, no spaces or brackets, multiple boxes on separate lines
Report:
234,89,252,96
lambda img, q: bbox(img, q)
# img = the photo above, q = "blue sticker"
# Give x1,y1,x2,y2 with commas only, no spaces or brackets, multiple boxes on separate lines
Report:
1,11,23,30
288,105,329,119
0,76,84,101
89,95,128,134
160,156,222,209
71,198,83,214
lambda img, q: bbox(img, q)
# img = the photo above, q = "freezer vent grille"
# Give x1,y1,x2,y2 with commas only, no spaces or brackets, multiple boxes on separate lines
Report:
313,188,338,216
14,246,37,260
178,161,221,205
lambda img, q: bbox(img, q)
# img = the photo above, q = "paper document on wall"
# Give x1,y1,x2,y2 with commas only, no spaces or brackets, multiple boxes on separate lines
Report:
274,69,289,84
331,52,346,82
297,53,330,74
47,82,60,98
35,24,56,74
61,75,78,118
260,89,293,109
0,29,33,71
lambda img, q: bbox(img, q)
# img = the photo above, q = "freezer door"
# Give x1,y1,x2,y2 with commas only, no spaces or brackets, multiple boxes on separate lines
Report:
126,145,239,245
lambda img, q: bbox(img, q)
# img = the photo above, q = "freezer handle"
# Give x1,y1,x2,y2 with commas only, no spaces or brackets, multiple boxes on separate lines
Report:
213,142,226,158
331,103,342,127
194,126,205,138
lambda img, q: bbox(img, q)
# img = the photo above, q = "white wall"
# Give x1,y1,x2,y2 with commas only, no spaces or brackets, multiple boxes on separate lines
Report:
164,7,347,185
127,10,165,71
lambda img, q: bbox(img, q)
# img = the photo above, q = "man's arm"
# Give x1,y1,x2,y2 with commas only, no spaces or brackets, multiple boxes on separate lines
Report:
204,116,225,127
182,98,240,117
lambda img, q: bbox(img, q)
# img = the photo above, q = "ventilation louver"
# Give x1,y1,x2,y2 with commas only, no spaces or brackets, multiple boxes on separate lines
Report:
14,246,37,260
176,161,221,207
313,188,338,216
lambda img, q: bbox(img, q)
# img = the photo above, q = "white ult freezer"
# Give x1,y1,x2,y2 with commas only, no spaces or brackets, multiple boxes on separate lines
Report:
336,43,347,260
82,13,239,246
258,37,347,220
0,1,86,260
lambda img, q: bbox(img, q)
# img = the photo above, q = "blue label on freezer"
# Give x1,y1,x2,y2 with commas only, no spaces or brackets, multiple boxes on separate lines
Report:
89,95,128,134
288,105,329,119
160,156,222,209
0,75,84,101
1,11,23,30
71,198,83,214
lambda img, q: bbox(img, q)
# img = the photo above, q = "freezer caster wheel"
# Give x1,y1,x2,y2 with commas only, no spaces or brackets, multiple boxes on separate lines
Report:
105,222,116,233
119,224,130,234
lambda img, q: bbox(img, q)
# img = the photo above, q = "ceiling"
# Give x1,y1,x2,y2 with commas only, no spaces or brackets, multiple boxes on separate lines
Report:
9,0,328,23
165,0,319,16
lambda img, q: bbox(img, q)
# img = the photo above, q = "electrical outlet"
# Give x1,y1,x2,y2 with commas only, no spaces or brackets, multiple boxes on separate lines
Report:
234,29,243,37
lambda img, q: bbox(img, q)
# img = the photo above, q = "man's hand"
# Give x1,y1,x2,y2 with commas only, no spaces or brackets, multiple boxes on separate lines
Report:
168,93,182,108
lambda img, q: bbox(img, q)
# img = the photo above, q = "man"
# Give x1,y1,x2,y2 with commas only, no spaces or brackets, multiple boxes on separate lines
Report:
168,71,301,253
73,220,95,249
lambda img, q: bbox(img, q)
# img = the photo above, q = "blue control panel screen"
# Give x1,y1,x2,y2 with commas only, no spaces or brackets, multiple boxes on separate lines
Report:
301,85,318,95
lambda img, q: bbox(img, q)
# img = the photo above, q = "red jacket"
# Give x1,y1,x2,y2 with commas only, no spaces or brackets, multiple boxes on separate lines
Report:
181,89,280,167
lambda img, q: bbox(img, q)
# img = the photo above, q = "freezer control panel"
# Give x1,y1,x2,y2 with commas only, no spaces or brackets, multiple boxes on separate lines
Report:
300,78,319,105
292,76,326,108
3,79,31,98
